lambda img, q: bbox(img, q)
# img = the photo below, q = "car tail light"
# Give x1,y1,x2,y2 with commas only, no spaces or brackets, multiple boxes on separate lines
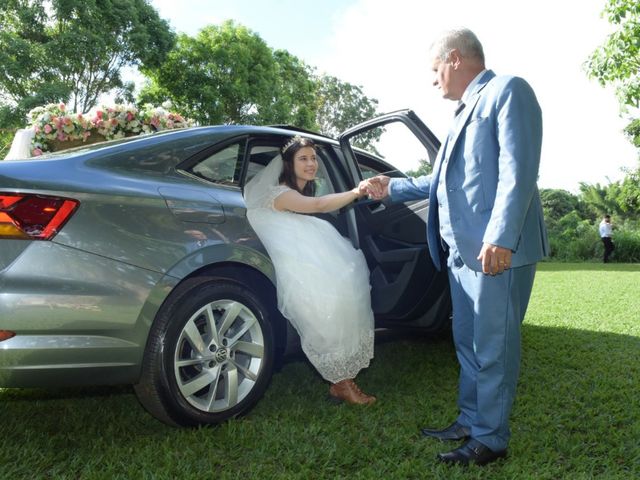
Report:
0,193,79,240
0,330,16,342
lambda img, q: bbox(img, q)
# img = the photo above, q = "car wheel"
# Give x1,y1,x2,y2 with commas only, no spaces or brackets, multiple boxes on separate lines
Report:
134,277,275,427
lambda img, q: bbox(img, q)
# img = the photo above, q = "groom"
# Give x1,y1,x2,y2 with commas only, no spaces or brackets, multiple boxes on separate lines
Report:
369,28,548,465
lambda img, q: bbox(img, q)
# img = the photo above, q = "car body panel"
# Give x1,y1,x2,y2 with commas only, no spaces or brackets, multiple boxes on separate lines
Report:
0,241,161,331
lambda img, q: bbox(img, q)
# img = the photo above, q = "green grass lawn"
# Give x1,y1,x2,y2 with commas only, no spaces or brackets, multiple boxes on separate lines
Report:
1,263,639,479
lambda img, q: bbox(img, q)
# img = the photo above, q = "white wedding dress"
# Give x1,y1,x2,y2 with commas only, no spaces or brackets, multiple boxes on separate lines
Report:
244,155,374,383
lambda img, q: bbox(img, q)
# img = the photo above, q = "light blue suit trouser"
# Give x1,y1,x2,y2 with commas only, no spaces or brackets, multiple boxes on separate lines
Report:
446,247,536,451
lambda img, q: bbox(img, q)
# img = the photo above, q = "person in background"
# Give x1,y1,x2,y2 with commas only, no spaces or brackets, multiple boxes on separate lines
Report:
599,214,615,263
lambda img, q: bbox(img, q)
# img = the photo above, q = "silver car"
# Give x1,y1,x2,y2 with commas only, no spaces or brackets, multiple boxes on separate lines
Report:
0,110,450,426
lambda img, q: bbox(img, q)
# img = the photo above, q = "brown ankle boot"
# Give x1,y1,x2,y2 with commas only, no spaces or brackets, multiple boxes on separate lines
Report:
329,379,376,405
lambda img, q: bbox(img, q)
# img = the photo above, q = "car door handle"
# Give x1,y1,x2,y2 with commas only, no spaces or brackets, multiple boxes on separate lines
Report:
367,202,386,214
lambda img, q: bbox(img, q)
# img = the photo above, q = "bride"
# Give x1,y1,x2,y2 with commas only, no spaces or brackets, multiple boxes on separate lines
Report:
244,135,377,405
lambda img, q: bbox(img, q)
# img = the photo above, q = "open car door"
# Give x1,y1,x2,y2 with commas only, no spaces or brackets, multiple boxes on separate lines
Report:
339,110,451,331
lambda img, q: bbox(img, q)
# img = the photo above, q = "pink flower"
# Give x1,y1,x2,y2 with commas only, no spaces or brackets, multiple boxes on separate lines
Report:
57,132,67,141
32,148,43,156
126,112,134,121
59,103,66,112
96,111,103,120
44,124,52,134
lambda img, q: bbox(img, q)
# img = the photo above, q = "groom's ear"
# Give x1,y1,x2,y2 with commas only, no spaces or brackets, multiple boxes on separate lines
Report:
447,49,462,69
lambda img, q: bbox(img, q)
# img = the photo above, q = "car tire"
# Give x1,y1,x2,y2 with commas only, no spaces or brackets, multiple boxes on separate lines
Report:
134,276,275,427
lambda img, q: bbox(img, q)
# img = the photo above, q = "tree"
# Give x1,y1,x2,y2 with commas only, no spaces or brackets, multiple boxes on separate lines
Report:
0,0,175,115
624,118,640,147
583,0,640,224
315,74,380,146
586,0,640,111
540,188,580,222
266,49,317,128
405,159,433,177
617,167,640,213
578,182,618,216
140,21,381,140
140,21,317,128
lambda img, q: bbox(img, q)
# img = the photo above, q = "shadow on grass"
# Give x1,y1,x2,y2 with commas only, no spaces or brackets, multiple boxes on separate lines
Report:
0,324,638,478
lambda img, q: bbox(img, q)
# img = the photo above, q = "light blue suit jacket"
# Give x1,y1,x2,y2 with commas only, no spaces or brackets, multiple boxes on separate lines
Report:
390,70,549,272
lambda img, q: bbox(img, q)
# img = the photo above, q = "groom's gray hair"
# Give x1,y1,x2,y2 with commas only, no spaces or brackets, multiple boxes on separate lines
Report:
430,28,485,64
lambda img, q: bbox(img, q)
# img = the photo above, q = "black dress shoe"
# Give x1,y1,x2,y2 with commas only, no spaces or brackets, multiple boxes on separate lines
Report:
437,438,507,466
421,421,471,441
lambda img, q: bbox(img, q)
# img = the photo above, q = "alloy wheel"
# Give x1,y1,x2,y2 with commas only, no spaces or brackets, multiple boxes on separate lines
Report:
173,299,265,413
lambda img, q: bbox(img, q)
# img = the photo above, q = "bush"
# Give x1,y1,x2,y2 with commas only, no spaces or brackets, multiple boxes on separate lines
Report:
0,129,17,159
546,212,596,261
546,213,640,263
547,228,600,262
609,222,640,263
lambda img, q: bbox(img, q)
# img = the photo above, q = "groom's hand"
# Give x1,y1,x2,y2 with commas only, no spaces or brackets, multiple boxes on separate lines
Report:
477,243,512,275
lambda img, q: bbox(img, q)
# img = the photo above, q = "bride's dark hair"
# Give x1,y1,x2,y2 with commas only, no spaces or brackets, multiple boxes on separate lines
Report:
279,136,317,197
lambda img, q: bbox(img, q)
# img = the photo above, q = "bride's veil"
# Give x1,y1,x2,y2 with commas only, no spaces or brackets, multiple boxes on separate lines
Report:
5,129,35,160
243,154,283,209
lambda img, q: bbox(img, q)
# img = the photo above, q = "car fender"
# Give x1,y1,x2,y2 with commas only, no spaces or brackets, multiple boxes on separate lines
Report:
131,243,286,379
162,243,276,283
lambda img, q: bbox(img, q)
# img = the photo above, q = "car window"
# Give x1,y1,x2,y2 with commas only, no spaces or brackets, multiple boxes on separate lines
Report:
187,143,242,186
349,122,434,178
246,145,335,196
356,152,408,179
359,162,385,179
244,146,280,185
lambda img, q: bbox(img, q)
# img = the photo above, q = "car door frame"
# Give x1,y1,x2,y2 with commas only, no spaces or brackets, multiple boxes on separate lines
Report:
337,109,450,330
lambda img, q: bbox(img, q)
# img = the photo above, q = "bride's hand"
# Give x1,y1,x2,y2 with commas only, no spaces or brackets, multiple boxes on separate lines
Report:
356,179,371,198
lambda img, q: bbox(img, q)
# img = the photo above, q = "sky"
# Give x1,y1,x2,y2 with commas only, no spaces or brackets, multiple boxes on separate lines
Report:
147,0,638,193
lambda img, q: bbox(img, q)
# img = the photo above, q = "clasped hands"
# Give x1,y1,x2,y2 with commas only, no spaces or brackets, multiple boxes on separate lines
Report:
356,175,390,200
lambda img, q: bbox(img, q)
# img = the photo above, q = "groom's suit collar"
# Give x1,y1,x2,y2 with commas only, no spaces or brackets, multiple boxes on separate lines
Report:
445,70,496,157
461,69,493,105
457,70,495,124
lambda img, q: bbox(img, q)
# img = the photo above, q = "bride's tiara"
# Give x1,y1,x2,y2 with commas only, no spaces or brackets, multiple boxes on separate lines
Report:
282,135,303,154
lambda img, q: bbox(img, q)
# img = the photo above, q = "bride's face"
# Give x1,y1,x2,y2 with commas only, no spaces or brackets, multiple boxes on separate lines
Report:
293,146,318,184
